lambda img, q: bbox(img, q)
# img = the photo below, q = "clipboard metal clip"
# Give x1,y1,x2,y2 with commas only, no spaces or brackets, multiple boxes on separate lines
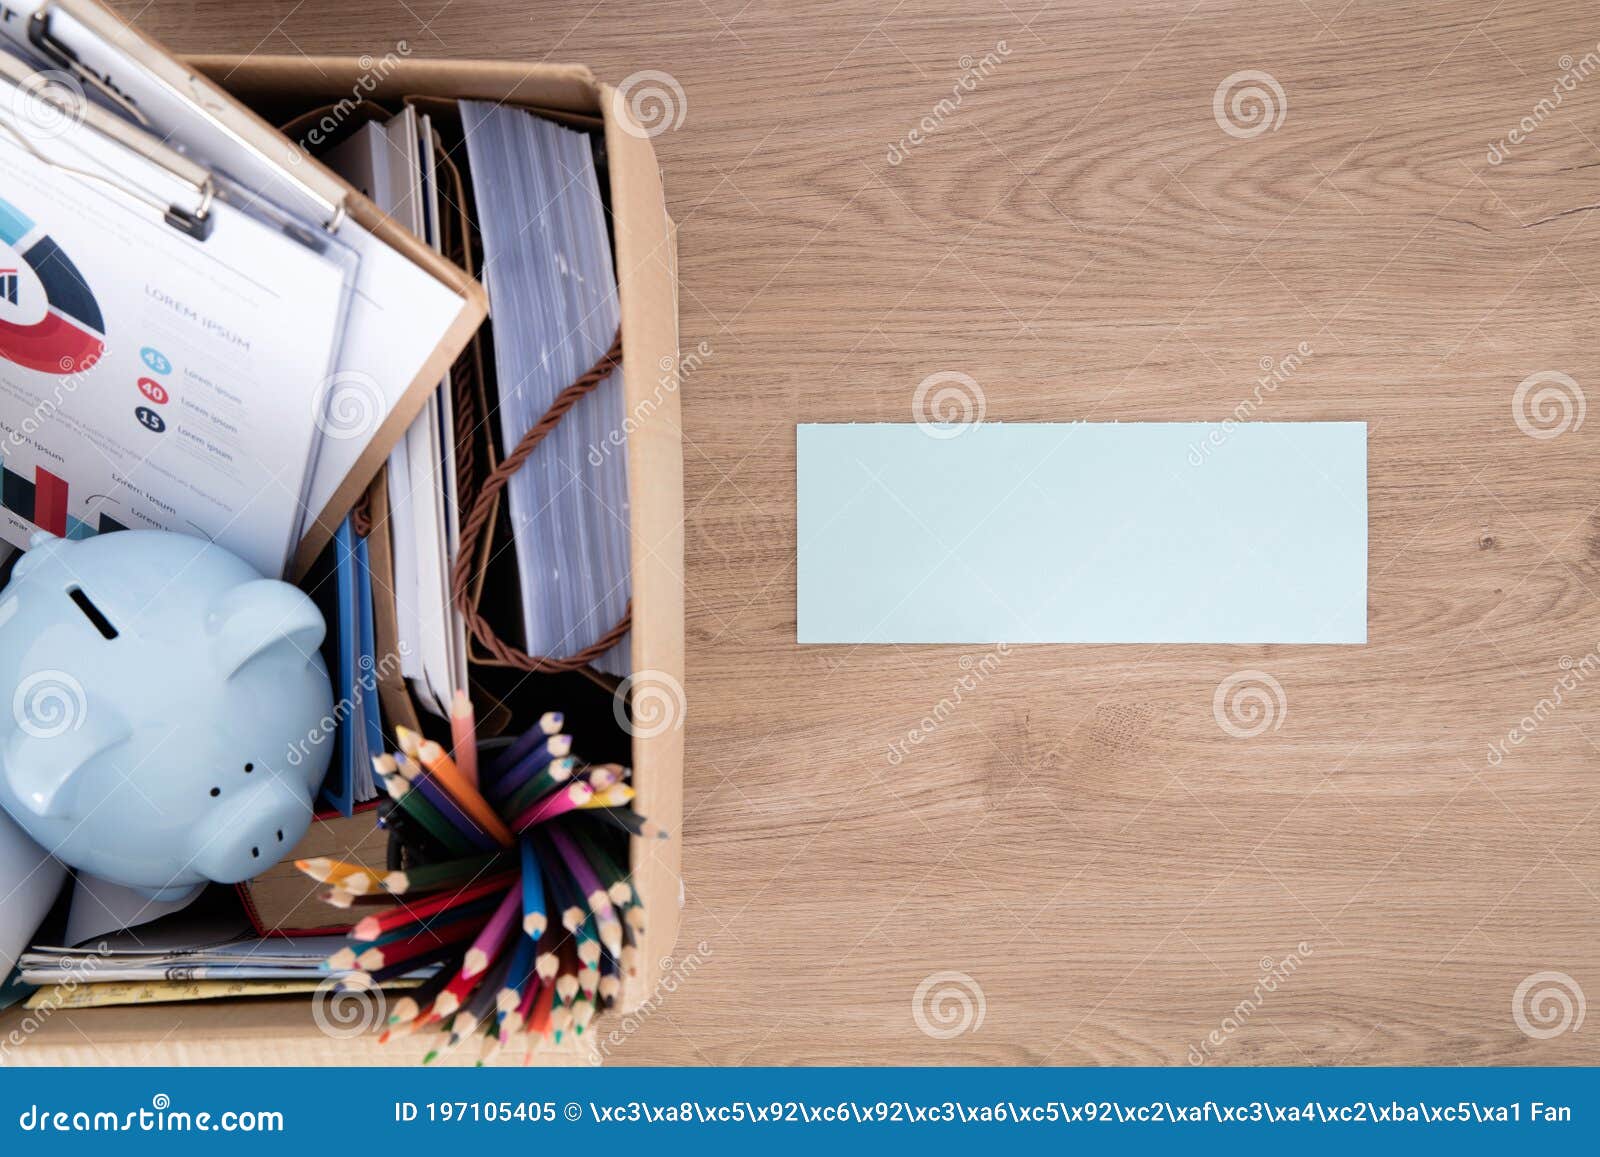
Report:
0,98,214,241
26,6,150,127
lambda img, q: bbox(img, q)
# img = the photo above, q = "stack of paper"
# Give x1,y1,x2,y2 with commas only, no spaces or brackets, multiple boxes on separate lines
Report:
20,930,355,983
461,102,632,676
324,112,468,716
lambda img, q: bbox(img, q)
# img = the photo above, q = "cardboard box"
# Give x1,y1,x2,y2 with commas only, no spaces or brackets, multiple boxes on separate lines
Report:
0,54,684,1065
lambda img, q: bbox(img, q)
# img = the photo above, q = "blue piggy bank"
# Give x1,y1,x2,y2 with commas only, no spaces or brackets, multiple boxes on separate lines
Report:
0,530,333,899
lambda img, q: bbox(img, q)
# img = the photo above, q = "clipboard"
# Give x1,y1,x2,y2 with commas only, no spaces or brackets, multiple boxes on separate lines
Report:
0,54,360,577
0,0,489,580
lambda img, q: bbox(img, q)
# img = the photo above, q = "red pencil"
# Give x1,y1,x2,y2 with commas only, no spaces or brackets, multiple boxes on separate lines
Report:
352,873,516,941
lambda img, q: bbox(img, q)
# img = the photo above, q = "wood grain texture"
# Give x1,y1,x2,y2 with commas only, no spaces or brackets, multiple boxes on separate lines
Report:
19,0,1600,1065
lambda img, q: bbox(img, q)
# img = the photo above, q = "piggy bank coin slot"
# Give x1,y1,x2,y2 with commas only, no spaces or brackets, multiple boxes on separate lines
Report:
66,586,119,639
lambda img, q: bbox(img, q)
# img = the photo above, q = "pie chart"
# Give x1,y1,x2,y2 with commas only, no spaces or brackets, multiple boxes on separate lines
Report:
0,195,106,375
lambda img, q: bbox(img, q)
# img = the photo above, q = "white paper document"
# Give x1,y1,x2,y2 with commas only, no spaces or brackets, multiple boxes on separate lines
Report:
0,92,349,576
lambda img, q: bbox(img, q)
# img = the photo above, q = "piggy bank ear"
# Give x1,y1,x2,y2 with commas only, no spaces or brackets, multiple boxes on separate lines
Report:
11,532,65,580
4,701,131,820
209,580,327,678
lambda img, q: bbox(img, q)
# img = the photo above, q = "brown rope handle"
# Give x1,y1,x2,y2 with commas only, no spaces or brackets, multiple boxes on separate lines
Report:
450,329,629,672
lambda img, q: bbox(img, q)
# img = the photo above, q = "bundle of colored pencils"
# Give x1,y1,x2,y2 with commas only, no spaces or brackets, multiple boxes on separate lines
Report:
295,695,668,1063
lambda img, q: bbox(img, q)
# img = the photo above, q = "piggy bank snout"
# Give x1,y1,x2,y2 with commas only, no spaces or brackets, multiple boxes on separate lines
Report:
190,777,310,884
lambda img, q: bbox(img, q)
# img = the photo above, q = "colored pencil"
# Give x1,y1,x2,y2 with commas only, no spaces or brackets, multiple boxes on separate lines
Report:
382,849,512,895
533,922,562,982
352,873,518,941
499,756,578,819
510,782,594,831
356,919,479,972
375,755,481,857
398,756,501,853
441,951,516,1054
295,858,387,894
462,885,522,977
548,827,624,955
404,730,515,846
527,974,557,1040
488,712,566,780
490,735,574,800
359,893,502,950
533,840,586,932
568,825,637,908
450,690,479,789
581,784,636,809
581,806,670,840
519,838,547,937
387,952,464,1026
495,935,538,1041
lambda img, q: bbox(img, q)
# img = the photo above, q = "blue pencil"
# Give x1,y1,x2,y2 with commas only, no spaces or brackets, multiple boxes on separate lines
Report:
488,711,566,780
519,837,547,936
491,734,573,800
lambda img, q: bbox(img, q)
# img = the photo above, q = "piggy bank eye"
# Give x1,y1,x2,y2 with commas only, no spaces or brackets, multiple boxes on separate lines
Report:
244,763,254,773
209,787,220,797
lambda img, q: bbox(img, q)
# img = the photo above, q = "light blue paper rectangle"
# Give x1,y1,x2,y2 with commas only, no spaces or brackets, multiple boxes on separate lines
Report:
797,422,1367,644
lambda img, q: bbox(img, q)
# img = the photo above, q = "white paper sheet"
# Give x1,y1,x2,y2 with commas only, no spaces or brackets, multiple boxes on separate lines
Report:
0,95,348,576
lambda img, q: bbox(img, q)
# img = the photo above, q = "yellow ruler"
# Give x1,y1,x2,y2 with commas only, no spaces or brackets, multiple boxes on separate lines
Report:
26,977,418,1010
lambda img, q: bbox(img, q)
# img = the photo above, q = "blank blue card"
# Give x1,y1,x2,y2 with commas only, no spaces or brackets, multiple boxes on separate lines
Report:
796,422,1366,644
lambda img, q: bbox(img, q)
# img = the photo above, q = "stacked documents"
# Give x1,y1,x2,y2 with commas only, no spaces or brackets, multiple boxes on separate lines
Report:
19,935,354,984
461,102,632,675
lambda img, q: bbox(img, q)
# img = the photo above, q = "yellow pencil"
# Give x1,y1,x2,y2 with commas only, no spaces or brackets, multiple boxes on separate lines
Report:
580,785,636,809
296,858,386,894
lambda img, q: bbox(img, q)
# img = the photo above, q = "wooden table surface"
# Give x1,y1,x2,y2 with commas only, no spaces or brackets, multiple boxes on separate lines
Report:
108,0,1599,1064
